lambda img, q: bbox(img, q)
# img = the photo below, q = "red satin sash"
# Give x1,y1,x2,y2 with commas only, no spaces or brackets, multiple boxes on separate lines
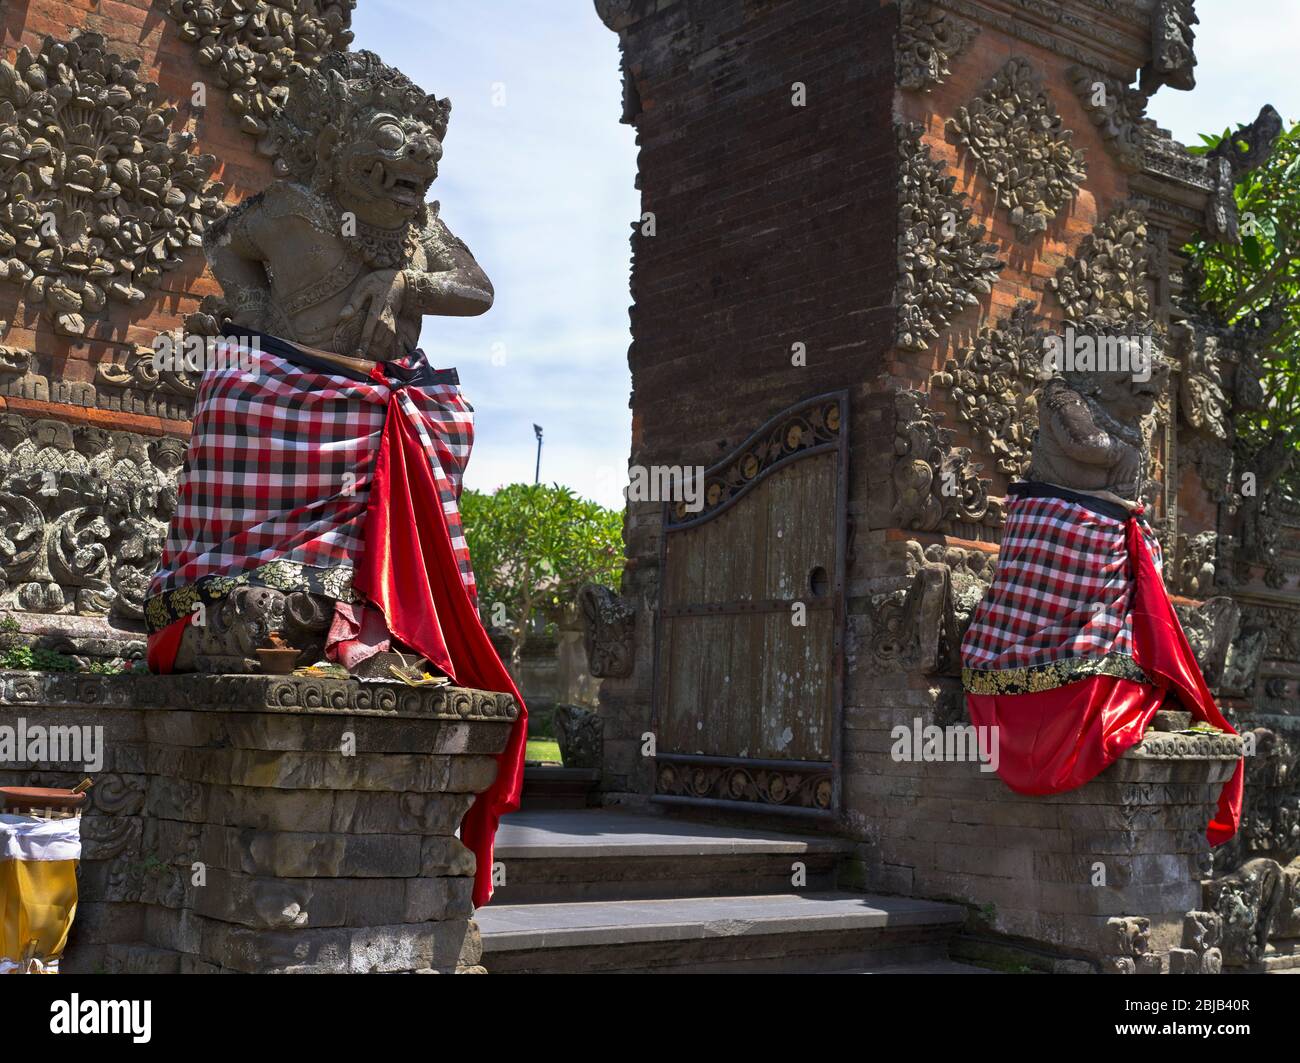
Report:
966,513,1241,845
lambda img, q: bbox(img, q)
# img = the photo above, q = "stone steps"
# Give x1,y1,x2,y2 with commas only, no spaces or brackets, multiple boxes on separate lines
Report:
479,810,970,973
476,891,967,973
491,808,848,903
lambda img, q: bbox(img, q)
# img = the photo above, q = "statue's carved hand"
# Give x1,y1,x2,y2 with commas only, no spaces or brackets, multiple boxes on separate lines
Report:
339,269,406,358
1110,437,1142,488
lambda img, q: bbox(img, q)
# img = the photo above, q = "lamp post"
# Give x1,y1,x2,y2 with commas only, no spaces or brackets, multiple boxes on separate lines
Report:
533,424,543,485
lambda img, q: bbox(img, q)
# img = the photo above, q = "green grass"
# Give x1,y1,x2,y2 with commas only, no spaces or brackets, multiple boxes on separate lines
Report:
525,739,562,764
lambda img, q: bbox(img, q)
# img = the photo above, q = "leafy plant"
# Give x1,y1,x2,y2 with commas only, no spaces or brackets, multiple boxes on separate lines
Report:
0,614,122,673
1187,119,1300,494
460,483,624,666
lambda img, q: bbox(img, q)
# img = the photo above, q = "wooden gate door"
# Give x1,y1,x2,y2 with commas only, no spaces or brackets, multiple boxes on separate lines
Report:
652,391,848,818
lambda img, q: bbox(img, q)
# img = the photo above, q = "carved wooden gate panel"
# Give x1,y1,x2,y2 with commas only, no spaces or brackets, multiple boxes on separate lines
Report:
651,391,848,818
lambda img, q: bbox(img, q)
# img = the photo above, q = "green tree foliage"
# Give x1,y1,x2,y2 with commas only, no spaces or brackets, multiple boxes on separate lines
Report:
1187,119,1300,491
460,483,624,665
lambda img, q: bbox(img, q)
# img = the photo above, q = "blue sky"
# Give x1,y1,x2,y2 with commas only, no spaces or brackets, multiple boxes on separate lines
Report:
352,0,638,509
1145,2,1300,147
352,1,1297,511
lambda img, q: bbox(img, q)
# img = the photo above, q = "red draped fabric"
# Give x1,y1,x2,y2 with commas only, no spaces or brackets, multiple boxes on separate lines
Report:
148,389,527,907
354,394,527,907
966,510,1241,846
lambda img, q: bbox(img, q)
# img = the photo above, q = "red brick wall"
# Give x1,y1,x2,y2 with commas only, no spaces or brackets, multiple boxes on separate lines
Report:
601,0,900,797
0,0,275,439
895,29,1140,504
624,0,898,466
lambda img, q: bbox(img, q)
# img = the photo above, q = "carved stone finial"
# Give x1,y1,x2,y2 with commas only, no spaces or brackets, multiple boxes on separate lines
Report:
1141,0,1198,95
0,33,227,336
946,58,1087,241
1100,916,1163,974
1209,104,1284,178
577,584,635,679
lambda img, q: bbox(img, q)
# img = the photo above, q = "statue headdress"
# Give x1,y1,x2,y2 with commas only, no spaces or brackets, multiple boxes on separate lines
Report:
262,50,452,183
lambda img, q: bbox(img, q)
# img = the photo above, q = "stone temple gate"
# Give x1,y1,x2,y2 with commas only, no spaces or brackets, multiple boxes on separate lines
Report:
579,0,1300,972
0,0,1296,975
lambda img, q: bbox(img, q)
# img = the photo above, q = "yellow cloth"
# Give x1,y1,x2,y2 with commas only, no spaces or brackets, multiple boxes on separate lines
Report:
0,814,80,972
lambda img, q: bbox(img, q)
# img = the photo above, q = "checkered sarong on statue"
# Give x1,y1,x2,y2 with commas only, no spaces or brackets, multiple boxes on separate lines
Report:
145,336,477,632
960,490,1163,694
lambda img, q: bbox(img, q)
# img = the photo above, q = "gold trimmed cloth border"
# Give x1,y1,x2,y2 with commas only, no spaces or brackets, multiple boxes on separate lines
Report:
145,560,357,633
962,653,1151,696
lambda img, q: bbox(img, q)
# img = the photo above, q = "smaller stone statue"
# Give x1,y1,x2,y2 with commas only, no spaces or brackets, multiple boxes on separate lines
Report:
960,340,1242,850
1028,355,1168,504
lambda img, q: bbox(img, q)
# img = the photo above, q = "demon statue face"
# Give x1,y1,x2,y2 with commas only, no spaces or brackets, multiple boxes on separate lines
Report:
195,49,492,362
269,50,451,230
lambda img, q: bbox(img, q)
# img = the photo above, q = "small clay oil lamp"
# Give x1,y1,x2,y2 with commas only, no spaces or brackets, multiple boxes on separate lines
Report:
256,630,301,675
0,778,92,817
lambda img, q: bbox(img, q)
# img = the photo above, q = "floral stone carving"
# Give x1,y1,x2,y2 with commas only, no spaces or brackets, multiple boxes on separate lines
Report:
896,122,1003,352
930,299,1048,478
1050,204,1151,328
163,0,357,141
895,0,979,92
0,33,227,336
945,58,1087,241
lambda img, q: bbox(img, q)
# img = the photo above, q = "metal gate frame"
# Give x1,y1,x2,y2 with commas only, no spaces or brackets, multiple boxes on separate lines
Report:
649,390,849,819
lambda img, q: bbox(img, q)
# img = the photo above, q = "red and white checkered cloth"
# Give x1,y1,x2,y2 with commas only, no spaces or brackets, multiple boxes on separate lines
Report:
961,492,1162,674
146,339,477,627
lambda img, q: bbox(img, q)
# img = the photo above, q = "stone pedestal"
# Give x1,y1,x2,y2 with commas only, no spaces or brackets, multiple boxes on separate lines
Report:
851,720,1242,966
0,673,517,973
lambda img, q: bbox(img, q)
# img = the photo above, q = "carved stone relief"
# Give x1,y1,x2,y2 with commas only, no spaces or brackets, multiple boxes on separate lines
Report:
896,123,1004,352
891,389,996,532
1204,858,1285,967
863,540,995,677
1174,596,1241,688
0,33,227,336
0,413,181,620
1068,66,1148,173
163,0,357,141
1050,204,1151,327
946,58,1087,241
930,299,1048,478
896,0,979,92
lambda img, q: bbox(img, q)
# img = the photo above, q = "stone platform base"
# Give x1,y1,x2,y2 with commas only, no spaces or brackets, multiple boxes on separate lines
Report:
0,672,518,973
852,722,1245,968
